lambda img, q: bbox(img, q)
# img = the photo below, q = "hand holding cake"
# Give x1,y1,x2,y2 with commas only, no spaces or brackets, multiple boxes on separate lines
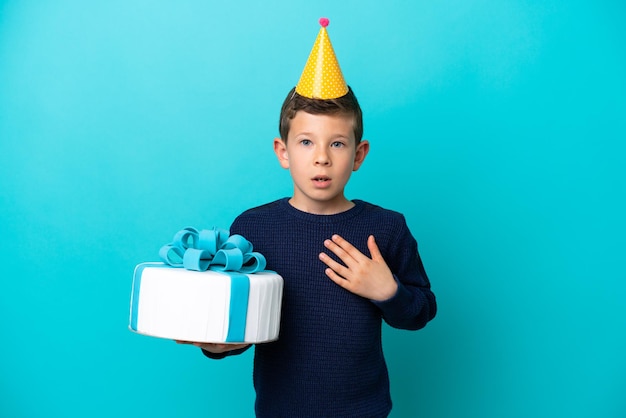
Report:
175,340,250,354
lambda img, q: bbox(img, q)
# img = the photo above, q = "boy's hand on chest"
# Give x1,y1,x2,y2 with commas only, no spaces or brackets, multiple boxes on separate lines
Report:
318,234,398,301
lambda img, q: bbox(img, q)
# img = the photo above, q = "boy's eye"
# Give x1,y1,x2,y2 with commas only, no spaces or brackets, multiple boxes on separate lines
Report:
300,139,312,146
331,141,345,148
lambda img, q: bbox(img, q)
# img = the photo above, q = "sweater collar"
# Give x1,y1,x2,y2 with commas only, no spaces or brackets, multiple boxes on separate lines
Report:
279,197,365,224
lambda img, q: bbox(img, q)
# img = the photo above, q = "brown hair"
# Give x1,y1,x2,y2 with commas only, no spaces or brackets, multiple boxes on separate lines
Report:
278,86,363,144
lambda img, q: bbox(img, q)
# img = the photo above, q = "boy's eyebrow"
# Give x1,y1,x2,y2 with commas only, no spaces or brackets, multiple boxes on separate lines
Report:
292,131,352,140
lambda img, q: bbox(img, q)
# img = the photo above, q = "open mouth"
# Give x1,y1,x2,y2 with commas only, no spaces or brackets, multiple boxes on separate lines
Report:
313,176,330,183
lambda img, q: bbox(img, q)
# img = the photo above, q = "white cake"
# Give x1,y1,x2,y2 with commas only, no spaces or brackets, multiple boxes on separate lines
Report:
129,262,283,343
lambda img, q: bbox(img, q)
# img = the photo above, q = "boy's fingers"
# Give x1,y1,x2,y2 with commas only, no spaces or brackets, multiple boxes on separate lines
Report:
174,341,250,353
325,267,351,288
325,234,368,265
367,235,382,260
319,252,348,276
331,234,361,256
323,240,351,266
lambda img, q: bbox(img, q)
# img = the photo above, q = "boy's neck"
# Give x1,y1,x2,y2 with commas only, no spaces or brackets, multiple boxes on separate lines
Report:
288,197,355,215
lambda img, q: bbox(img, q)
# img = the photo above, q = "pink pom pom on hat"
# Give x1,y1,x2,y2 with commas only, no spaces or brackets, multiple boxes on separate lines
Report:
295,17,349,100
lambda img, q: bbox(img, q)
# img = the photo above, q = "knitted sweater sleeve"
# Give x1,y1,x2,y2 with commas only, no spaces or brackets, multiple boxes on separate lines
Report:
372,214,437,330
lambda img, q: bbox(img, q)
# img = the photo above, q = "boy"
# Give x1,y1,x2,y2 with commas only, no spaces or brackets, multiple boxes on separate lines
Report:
180,19,436,417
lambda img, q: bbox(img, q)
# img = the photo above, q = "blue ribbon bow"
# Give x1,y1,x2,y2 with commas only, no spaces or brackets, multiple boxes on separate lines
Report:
159,226,267,274
159,227,266,342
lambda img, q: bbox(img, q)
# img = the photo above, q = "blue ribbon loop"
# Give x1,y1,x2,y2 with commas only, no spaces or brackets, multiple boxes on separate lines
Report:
159,227,267,342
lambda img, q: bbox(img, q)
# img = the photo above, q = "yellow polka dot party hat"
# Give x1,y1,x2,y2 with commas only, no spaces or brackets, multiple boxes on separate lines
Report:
295,17,349,100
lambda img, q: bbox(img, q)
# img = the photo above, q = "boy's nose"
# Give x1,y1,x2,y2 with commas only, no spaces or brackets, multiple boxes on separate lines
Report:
314,149,331,165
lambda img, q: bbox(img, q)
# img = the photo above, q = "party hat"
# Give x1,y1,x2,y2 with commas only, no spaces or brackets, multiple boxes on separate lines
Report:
295,17,349,100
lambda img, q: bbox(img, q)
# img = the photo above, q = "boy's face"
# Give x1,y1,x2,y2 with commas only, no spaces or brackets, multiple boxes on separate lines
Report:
274,111,369,215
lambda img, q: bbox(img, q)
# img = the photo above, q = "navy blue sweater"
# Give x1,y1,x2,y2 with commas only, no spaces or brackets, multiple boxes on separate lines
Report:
206,198,436,417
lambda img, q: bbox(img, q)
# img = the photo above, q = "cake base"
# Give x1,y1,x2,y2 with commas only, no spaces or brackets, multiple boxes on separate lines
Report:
129,263,283,343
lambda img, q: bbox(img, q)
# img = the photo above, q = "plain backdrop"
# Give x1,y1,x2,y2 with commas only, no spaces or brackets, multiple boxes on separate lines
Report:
1,1,624,417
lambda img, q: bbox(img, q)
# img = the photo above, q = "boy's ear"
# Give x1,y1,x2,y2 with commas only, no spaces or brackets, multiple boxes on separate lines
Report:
273,138,290,169
352,139,370,171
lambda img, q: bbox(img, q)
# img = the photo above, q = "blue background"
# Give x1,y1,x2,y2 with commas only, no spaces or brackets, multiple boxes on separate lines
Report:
1,1,624,417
